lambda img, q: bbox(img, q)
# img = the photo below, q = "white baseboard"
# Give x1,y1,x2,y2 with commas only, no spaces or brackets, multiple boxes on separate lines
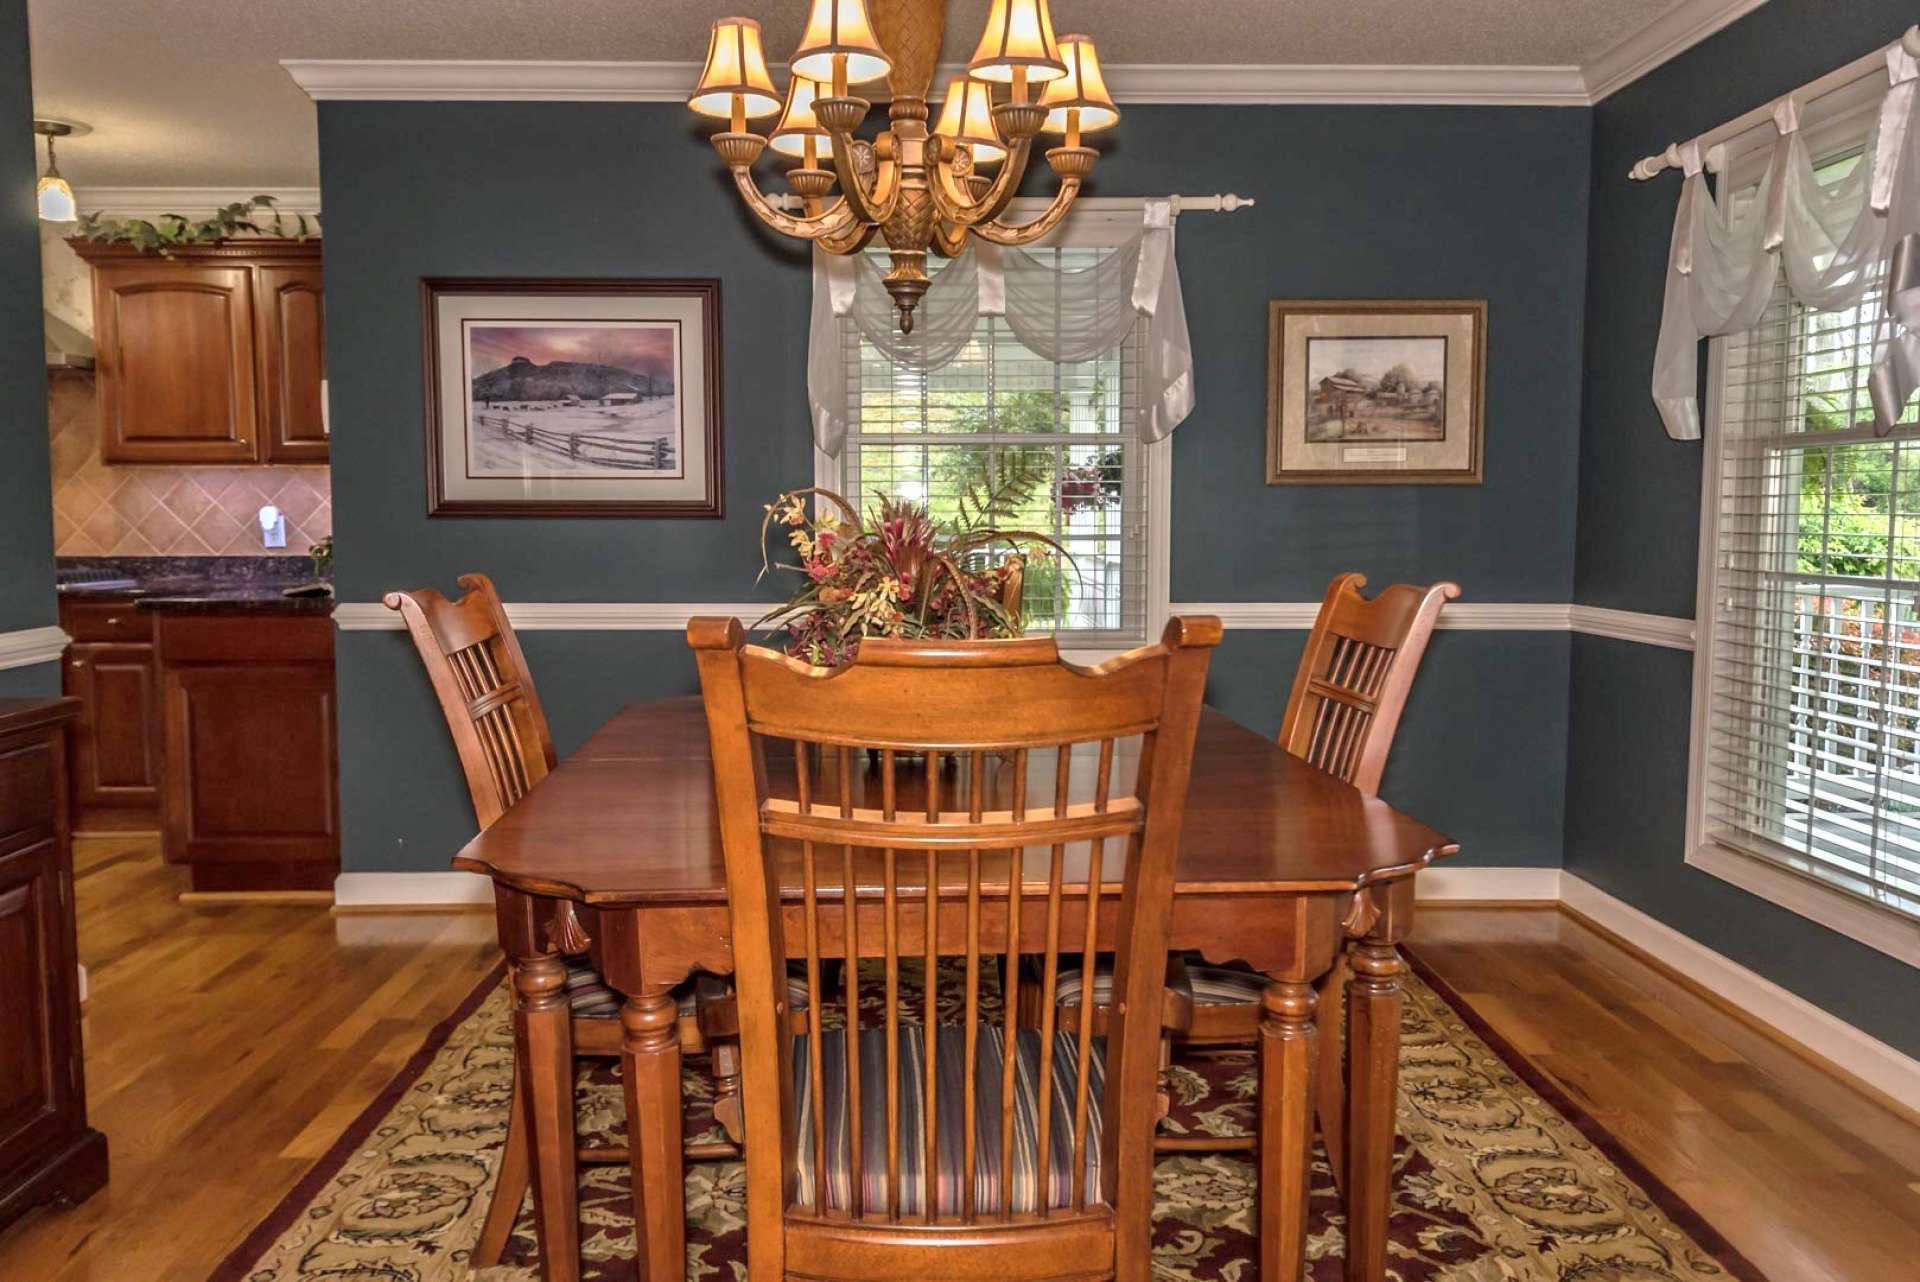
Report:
332,870,494,908
1414,866,1564,901
1561,874,1920,1115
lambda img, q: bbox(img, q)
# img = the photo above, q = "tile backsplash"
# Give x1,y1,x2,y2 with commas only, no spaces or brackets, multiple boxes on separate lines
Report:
48,370,332,557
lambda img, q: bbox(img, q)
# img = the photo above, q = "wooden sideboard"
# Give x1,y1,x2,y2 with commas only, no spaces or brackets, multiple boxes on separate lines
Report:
0,699,107,1232
67,239,326,466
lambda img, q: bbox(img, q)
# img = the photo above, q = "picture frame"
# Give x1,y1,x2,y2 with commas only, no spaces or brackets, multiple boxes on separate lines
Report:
1266,299,1486,485
421,277,723,517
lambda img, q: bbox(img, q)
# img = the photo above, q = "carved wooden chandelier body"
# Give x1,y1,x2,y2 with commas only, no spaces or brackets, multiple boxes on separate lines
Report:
689,0,1118,332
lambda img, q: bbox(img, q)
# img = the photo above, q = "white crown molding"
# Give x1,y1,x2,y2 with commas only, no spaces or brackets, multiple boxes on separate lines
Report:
1566,604,1697,651
282,58,1588,107
1104,62,1589,106
282,3,1780,113
0,625,71,672
1583,0,1770,102
71,186,323,218
1561,873,1920,1116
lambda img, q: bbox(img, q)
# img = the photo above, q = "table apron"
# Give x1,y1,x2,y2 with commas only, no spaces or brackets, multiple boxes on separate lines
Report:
576,888,1368,993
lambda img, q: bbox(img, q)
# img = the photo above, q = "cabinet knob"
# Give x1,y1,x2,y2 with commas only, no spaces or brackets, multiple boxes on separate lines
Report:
105,616,120,625
70,659,86,669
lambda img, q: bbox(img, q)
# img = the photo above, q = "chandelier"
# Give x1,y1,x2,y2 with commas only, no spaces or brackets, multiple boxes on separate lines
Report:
689,0,1118,332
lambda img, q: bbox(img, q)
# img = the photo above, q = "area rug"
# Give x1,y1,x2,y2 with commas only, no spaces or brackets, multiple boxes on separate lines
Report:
218,953,1767,1282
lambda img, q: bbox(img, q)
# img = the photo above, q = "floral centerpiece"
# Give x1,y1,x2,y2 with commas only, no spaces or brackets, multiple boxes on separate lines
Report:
757,487,1063,668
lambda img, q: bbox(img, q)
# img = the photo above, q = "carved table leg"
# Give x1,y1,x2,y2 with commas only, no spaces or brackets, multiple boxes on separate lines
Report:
1344,940,1404,1282
512,953,580,1282
1258,977,1318,1282
624,987,685,1282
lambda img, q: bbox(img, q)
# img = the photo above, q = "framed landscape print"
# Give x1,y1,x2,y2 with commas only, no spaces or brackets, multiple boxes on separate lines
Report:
422,278,722,517
1267,299,1485,485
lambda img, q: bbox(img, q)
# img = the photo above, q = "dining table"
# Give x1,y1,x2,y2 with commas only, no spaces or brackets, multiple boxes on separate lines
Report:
453,695,1457,1282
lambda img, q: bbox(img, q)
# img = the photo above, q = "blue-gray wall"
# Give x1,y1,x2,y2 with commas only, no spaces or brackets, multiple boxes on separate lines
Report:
0,0,56,698
320,101,1590,877
1569,0,1920,1056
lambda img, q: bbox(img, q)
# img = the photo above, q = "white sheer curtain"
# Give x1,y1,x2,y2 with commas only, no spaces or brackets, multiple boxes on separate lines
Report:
1652,44,1920,439
808,200,1194,456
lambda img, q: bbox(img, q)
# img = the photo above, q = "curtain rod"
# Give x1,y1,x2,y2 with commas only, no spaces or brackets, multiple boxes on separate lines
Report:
768,192,1256,213
1629,25,1920,180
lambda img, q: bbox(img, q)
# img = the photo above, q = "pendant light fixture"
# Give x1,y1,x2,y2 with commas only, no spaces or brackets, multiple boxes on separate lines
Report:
34,121,79,224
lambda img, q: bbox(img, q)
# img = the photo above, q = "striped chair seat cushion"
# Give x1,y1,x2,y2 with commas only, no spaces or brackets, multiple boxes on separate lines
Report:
793,1025,1106,1217
1044,955,1268,1009
561,958,809,1020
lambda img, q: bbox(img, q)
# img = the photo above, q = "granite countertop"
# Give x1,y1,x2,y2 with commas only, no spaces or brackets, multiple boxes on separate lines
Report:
57,556,334,616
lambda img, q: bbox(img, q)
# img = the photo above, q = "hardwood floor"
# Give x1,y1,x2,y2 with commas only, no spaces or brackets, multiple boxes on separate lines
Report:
0,843,1914,1280
1412,906,1920,1282
0,834,498,1281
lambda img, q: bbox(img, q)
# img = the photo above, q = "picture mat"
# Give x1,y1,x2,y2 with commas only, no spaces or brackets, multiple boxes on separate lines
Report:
434,291,709,504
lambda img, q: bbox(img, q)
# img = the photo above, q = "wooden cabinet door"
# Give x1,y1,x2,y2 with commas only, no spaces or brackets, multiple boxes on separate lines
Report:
256,266,328,463
0,835,81,1190
93,263,259,463
63,644,159,811
161,661,338,884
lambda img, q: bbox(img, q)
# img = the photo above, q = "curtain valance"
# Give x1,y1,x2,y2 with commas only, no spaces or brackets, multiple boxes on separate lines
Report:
1652,44,1920,440
808,200,1194,457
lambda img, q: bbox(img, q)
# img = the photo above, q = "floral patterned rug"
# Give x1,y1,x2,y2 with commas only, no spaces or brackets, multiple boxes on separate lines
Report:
218,954,1766,1282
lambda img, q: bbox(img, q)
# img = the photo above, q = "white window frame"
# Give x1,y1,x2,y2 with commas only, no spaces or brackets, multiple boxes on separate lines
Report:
813,198,1172,662
1684,99,1920,968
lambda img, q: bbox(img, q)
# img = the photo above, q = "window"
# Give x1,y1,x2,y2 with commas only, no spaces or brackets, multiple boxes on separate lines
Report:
1692,147,1920,957
824,240,1163,649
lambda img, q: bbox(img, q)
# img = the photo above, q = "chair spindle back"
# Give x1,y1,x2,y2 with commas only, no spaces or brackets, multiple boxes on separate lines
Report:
383,573,556,830
690,617,1218,1279
1277,573,1460,797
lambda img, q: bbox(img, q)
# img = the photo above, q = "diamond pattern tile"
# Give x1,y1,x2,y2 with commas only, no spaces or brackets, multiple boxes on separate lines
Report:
48,374,330,557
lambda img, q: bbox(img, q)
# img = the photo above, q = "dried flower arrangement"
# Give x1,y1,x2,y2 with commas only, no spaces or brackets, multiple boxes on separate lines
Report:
756,486,1065,668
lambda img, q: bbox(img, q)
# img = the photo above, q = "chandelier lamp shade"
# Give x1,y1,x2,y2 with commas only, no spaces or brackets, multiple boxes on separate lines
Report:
689,0,1118,332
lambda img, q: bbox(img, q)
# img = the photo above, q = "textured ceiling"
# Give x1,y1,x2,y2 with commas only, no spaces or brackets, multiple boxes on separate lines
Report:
26,0,1684,188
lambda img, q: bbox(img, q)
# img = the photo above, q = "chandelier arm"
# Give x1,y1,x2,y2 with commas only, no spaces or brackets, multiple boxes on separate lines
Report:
930,139,1035,228
823,132,898,226
818,221,879,256
731,167,859,240
930,217,969,259
969,179,1085,246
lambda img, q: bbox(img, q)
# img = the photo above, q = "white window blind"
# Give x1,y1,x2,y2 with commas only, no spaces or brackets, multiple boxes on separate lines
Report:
839,246,1149,646
1703,154,1920,922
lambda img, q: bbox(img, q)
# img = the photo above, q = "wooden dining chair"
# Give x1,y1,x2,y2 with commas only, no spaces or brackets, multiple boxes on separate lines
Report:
1036,573,1459,1187
689,615,1219,1282
385,573,740,1267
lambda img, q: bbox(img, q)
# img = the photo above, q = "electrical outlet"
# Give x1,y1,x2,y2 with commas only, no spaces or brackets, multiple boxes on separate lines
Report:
258,504,287,549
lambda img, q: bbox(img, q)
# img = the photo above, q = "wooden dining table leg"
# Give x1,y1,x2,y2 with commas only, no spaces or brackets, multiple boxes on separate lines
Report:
511,950,582,1282
622,985,685,1282
1258,974,1318,1282
1342,936,1404,1282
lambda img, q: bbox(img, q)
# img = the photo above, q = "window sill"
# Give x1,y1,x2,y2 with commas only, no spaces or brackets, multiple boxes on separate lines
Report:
1685,839,1920,969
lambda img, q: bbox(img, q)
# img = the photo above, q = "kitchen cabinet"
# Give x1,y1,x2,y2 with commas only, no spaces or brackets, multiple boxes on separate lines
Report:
157,613,338,892
256,265,328,463
0,699,108,1232
58,599,160,825
70,240,325,466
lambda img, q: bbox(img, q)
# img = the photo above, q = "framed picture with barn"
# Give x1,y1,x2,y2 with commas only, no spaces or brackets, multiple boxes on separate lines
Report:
1266,299,1485,485
421,277,722,517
